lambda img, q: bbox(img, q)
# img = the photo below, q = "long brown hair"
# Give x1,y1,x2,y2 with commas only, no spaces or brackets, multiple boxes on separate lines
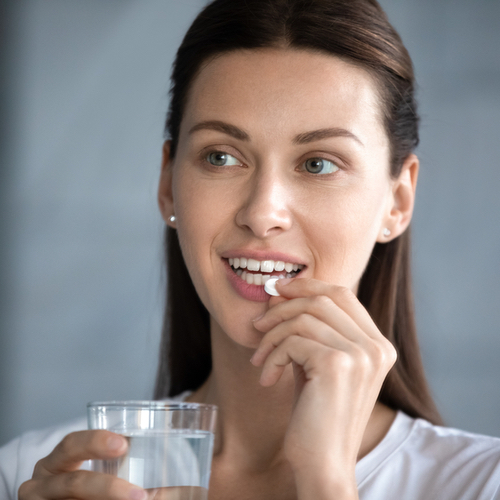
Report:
154,0,442,425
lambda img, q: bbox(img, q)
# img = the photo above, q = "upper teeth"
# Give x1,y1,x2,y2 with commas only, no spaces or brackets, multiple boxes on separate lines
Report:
229,258,303,274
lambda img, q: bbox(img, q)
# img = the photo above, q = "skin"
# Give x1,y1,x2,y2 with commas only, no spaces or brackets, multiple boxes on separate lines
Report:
19,48,418,500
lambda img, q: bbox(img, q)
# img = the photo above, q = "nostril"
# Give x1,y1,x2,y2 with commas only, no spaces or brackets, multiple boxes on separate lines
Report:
236,211,293,237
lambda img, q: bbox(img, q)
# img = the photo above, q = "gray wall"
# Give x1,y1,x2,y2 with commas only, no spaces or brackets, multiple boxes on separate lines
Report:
1,0,499,446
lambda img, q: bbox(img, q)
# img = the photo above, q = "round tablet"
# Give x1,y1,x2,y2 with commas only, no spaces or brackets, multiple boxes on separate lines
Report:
264,278,280,296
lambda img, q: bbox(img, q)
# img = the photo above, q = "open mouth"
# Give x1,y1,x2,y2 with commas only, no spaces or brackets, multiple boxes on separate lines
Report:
228,257,305,286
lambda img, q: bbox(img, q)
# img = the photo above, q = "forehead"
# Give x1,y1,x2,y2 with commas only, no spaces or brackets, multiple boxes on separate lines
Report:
181,48,388,151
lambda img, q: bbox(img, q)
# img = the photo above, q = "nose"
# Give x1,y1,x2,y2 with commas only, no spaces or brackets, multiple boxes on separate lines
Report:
235,167,293,238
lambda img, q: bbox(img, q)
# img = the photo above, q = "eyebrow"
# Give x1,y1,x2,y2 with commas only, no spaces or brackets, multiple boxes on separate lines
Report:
293,127,363,146
189,121,250,141
189,120,363,146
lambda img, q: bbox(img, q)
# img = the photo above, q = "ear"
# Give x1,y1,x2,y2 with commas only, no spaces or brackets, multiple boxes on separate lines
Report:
158,141,176,228
377,153,419,242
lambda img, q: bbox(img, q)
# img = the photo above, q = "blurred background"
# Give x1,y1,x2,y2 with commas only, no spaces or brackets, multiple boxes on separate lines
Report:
0,0,499,447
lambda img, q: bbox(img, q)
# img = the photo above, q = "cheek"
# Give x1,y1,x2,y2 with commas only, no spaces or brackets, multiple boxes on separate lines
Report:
171,170,235,297
304,185,387,281
171,173,212,283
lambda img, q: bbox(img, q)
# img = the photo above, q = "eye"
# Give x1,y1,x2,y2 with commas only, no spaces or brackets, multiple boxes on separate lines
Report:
303,157,339,175
206,151,240,167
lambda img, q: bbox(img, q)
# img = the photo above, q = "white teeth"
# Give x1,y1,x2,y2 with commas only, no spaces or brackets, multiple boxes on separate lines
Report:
230,256,304,281
247,258,260,271
260,260,274,273
275,261,285,272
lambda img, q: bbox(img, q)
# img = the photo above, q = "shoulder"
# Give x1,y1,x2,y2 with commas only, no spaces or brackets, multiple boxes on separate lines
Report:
406,414,500,454
358,412,500,500
0,417,87,500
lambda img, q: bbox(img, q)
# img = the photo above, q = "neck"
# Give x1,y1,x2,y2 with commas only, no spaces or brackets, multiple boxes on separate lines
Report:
187,320,298,471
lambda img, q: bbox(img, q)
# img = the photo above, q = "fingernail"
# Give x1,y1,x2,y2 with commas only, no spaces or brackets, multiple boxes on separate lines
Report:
107,435,125,451
130,488,148,500
277,278,292,286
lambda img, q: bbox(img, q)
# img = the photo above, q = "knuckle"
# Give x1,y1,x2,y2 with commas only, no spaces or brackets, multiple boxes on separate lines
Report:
32,457,46,477
294,313,311,330
56,431,77,456
310,294,332,312
276,334,303,357
333,285,354,301
385,343,398,366
351,348,373,374
369,342,385,361
359,348,373,366
371,339,397,369
18,479,34,500
98,474,119,499
62,471,85,496
283,334,300,349
324,349,353,371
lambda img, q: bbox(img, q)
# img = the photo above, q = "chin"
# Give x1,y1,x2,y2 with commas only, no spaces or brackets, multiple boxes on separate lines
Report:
211,314,264,351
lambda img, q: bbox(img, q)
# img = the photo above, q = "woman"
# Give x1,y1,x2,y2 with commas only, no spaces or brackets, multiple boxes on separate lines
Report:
3,0,500,499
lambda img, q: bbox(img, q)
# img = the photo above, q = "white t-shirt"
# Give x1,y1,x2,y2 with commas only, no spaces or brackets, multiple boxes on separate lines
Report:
1,410,499,500
356,412,500,499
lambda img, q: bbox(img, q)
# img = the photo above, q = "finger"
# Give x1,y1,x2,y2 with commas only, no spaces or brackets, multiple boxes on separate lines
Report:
35,430,127,476
276,278,381,338
251,313,352,367
259,333,393,389
254,294,362,342
259,335,330,386
20,470,147,500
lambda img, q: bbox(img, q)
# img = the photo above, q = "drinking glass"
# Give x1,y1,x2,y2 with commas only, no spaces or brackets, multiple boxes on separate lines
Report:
87,401,217,500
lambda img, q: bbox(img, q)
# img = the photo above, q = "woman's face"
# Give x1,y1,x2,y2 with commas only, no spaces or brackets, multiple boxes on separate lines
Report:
160,48,410,348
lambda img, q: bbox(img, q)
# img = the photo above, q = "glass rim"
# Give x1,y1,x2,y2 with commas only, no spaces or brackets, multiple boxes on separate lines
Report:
87,400,217,411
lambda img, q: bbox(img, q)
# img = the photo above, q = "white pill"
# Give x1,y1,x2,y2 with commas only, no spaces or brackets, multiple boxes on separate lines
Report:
264,278,280,296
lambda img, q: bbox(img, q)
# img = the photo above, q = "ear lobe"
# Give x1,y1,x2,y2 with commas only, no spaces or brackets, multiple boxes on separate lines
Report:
158,141,176,227
378,153,419,242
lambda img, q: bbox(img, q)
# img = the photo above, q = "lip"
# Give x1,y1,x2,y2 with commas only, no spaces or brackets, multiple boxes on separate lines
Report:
221,249,307,302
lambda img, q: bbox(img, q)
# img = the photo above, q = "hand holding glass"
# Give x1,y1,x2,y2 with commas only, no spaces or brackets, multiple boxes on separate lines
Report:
87,401,217,500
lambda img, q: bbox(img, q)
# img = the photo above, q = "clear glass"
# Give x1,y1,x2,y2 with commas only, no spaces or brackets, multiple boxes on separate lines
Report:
87,401,217,500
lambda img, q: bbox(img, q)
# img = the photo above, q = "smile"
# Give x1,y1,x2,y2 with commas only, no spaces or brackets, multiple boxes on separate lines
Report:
228,257,304,286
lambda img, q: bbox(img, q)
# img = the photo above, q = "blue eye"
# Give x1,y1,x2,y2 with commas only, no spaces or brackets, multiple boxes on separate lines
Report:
304,158,339,174
206,152,240,166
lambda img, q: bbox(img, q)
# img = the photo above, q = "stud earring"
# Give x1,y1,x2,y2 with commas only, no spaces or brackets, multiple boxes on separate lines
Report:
169,215,176,223
383,228,391,237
